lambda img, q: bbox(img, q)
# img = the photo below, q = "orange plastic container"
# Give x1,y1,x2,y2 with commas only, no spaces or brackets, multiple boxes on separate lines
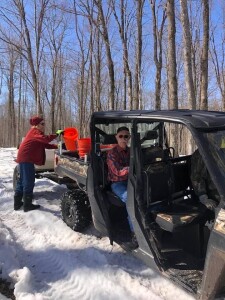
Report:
78,138,91,158
63,127,79,151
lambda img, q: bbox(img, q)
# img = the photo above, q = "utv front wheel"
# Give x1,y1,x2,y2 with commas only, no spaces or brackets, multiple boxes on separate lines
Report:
61,189,92,232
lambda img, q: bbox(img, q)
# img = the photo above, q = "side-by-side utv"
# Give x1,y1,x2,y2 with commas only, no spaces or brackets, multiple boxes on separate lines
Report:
55,110,225,300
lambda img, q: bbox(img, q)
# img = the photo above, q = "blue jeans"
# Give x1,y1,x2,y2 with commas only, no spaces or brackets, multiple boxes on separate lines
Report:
15,163,35,196
111,181,134,231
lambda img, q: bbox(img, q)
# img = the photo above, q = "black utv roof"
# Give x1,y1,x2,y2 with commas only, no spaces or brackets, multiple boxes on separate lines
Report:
92,109,225,130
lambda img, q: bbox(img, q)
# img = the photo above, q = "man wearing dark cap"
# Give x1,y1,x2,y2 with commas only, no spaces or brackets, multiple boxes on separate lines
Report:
14,116,58,212
107,126,138,249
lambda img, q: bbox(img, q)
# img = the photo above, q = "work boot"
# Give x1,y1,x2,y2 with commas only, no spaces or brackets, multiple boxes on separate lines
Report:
23,195,40,212
14,194,23,210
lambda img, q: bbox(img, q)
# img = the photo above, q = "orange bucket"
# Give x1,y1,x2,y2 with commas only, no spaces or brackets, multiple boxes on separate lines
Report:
63,127,79,151
78,138,91,158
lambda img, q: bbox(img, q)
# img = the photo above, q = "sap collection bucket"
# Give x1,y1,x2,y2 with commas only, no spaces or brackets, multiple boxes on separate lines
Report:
77,138,91,158
63,127,79,151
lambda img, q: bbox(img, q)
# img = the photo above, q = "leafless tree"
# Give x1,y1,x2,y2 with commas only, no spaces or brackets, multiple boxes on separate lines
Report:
179,0,196,109
111,0,134,109
166,0,178,156
44,6,68,132
150,0,166,110
0,0,50,114
166,0,178,109
133,0,145,109
6,45,18,146
210,26,225,110
94,0,115,110
200,0,209,110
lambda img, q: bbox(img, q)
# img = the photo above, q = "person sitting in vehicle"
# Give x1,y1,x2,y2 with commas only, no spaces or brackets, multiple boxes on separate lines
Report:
106,126,137,240
191,149,220,211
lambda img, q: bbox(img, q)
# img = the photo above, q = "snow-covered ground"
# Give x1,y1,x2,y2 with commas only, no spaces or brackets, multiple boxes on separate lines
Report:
0,148,194,300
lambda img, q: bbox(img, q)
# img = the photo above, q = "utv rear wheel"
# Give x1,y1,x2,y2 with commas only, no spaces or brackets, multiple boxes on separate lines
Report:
61,189,92,232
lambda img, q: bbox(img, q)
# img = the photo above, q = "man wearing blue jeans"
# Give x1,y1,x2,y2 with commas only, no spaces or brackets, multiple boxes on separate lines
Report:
107,127,137,248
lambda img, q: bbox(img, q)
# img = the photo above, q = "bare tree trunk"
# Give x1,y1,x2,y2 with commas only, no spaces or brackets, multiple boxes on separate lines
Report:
166,0,178,156
180,0,196,109
150,0,166,110
94,0,115,110
7,57,16,146
74,1,93,136
11,0,50,115
112,0,133,109
95,28,102,111
210,27,225,110
200,0,209,110
134,0,144,110
90,22,94,114
166,0,178,109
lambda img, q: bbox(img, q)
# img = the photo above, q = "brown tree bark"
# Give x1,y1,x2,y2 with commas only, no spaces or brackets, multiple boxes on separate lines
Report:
150,0,166,110
94,0,115,110
166,0,178,156
112,0,133,109
134,0,144,110
180,0,196,109
12,0,50,115
200,0,209,110
211,28,225,110
166,0,178,109
7,48,17,146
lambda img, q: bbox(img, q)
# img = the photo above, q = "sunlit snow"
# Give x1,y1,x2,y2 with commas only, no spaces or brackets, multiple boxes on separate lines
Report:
0,148,194,300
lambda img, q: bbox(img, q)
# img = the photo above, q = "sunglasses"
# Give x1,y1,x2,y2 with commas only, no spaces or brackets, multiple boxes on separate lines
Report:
118,134,130,139
40,122,45,125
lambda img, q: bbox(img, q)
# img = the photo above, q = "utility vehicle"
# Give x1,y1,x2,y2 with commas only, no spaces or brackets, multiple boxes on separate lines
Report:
55,110,225,300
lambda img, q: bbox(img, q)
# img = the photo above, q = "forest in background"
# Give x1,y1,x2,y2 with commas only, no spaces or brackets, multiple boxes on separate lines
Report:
0,0,224,147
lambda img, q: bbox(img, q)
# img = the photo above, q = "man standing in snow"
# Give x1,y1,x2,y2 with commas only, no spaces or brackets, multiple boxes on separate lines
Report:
14,116,58,212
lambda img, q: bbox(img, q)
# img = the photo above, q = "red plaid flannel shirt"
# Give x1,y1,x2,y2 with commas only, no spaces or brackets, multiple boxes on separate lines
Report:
106,145,130,182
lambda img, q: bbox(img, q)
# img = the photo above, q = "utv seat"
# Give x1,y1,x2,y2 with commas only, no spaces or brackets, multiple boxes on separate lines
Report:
144,158,207,232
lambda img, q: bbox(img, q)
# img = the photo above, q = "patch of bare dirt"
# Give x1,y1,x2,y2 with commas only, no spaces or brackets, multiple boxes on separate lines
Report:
0,278,15,299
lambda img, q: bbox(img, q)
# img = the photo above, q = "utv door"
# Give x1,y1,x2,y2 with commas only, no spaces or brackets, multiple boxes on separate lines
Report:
87,153,113,244
198,207,225,299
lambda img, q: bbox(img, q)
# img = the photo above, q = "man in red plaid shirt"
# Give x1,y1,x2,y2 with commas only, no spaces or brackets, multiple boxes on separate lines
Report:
106,126,134,232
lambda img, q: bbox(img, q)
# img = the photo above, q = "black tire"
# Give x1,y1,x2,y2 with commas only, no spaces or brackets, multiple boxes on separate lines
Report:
61,189,92,232
13,165,20,191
